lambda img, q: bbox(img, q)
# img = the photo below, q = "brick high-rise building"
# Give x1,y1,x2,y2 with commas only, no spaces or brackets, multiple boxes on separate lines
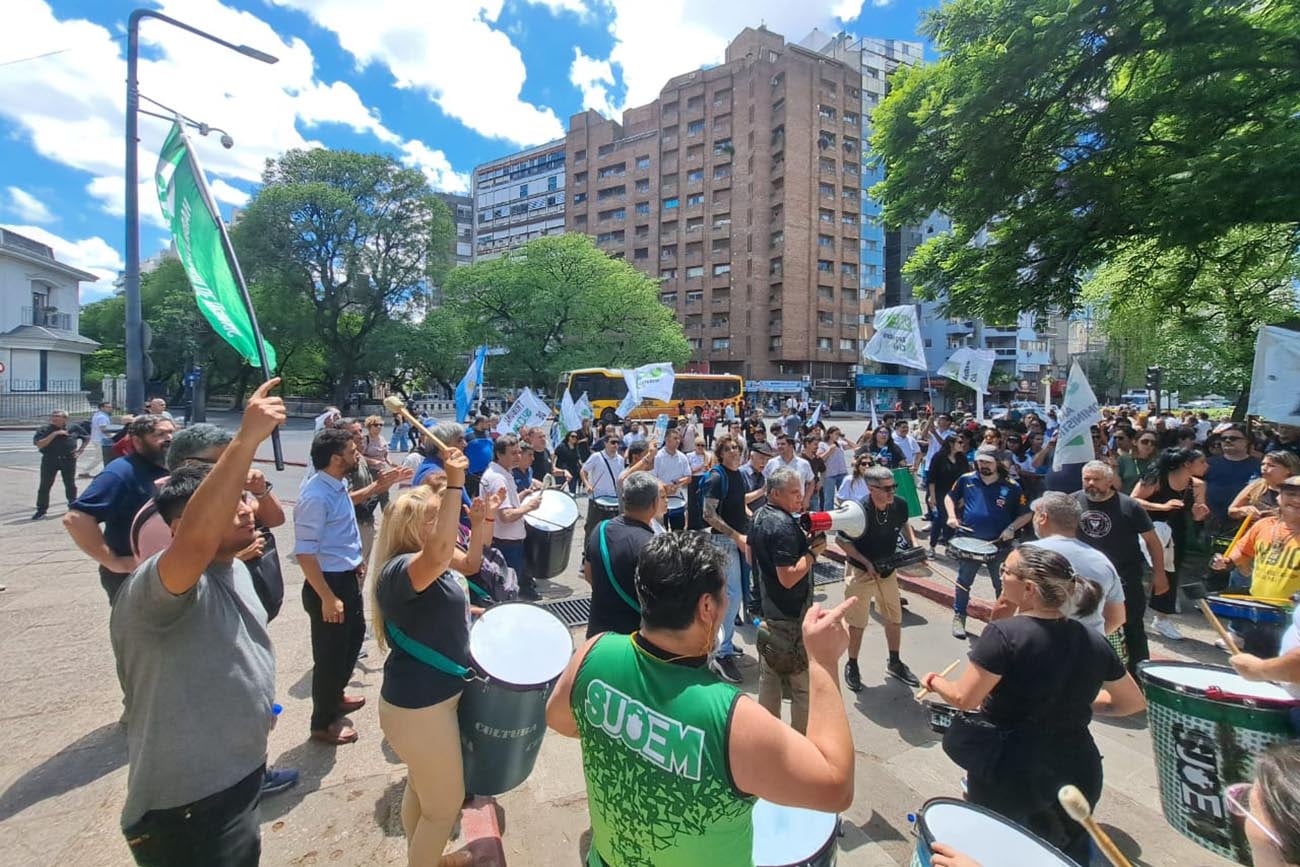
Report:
566,27,871,392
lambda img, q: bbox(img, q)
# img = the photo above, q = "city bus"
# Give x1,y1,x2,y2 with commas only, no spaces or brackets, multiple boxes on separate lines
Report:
559,368,744,422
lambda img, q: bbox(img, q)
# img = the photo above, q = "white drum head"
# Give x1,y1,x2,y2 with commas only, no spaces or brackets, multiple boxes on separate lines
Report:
594,496,621,509
526,489,579,530
1141,663,1297,702
666,494,687,510
469,603,573,687
950,537,997,555
923,801,1074,866
751,800,836,865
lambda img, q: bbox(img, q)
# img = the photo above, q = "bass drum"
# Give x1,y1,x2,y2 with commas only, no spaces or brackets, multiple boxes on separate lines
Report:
911,798,1075,867
751,800,839,867
524,490,580,580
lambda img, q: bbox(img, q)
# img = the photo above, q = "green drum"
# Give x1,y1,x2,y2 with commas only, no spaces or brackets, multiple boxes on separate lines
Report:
1138,661,1299,865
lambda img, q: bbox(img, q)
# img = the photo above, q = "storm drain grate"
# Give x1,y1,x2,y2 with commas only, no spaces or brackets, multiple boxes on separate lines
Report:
538,596,592,628
813,561,842,587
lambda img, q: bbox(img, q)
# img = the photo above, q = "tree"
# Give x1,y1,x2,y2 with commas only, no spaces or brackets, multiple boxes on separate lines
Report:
368,313,467,398
233,149,455,406
442,233,690,386
871,0,1300,322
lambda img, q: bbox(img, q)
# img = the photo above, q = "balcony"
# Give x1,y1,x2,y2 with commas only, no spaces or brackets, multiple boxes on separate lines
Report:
23,306,72,330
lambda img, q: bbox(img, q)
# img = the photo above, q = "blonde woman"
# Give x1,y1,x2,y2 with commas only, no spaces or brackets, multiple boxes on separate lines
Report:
366,449,479,867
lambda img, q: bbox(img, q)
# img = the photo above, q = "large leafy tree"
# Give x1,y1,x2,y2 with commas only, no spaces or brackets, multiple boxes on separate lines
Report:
871,0,1300,322
233,149,454,406
442,233,690,386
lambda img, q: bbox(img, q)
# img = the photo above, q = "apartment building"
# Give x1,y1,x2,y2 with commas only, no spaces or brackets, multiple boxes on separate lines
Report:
566,27,870,385
472,140,566,260
435,192,475,267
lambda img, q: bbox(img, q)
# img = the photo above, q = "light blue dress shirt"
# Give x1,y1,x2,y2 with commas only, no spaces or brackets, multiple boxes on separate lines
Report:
293,472,362,572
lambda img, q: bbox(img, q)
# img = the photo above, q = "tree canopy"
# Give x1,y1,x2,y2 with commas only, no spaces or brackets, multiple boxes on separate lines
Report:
442,233,690,386
871,0,1300,322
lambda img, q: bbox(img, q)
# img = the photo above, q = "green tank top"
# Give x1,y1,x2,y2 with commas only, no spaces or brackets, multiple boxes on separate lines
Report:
573,632,755,867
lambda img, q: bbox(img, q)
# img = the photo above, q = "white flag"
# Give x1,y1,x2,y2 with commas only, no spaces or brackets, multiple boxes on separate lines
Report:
575,391,594,421
496,387,552,436
806,402,822,428
624,362,676,404
938,347,997,394
616,388,641,419
1052,361,1103,470
870,395,879,430
560,390,582,433
1248,326,1300,425
863,305,928,371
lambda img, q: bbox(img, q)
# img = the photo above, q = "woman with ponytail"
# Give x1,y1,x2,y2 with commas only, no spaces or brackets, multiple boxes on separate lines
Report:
922,546,1146,862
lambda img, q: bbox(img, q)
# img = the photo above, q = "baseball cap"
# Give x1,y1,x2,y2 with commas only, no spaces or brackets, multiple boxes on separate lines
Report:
751,442,775,456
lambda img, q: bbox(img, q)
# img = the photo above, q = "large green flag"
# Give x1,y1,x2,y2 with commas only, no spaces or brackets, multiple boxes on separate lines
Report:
154,121,276,370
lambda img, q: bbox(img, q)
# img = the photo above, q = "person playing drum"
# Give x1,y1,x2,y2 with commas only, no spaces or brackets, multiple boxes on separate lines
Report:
944,447,1033,639
651,428,692,531
583,472,661,639
1216,476,1300,657
545,532,856,867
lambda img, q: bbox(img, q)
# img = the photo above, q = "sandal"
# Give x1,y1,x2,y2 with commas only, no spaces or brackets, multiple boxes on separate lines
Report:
311,721,358,745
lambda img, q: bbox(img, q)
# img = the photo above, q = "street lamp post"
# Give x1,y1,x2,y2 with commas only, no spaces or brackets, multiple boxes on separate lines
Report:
123,9,277,411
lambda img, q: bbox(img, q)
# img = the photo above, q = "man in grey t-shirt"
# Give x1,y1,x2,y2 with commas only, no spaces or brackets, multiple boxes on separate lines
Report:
110,380,285,865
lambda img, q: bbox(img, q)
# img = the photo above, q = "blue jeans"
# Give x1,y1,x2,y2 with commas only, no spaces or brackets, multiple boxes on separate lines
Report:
954,551,1007,618
821,473,846,510
710,534,744,656
494,537,534,594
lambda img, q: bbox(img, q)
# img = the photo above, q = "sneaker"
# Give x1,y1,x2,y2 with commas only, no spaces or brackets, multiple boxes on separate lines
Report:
709,655,742,684
1214,638,1228,651
843,659,863,692
1152,616,1184,641
900,596,910,608
262,767,299,797
887,658,921,687
30,510,45,521
951,615,967,640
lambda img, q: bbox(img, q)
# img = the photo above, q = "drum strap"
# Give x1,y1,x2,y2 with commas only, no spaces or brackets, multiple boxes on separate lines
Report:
599,520,641,614
385,622,473,680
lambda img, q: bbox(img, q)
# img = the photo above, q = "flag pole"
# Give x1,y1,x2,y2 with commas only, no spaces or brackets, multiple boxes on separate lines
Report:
179,120,283,470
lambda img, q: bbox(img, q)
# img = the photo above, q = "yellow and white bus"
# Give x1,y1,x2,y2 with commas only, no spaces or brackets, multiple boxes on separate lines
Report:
559,368,744,422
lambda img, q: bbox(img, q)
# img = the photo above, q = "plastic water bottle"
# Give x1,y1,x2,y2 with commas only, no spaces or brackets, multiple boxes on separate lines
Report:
271,702,282,730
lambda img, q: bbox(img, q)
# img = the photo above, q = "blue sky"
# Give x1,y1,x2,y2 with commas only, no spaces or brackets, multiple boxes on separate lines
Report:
2,0,935,302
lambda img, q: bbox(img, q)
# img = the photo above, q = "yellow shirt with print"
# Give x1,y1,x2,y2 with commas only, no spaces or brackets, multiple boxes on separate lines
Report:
1239,518,1300,600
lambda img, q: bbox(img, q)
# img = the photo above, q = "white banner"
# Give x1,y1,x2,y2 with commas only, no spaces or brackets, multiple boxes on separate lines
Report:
622,362,676,404
1248,326,1300,425
616,389,641,419
938,347,997,394
575,391,594,421
496,387,552,436
559,389,582,433
863,304,928,371
1052,361,1103,470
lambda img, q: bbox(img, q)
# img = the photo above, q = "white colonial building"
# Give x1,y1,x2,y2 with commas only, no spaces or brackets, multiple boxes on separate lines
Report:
0,228,100,416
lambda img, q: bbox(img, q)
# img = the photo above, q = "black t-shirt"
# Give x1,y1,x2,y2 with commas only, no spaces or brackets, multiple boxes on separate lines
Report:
377,553,470,709
1074,491,1155,578
703,466,748,534
842,497,910,566
533,447,555,480
750,504,811,621
971,616,1124,730
34,423,81,460
927,453,970,500
584,515,654,638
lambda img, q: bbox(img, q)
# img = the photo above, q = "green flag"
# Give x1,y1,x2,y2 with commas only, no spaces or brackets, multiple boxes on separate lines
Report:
155,121,276,370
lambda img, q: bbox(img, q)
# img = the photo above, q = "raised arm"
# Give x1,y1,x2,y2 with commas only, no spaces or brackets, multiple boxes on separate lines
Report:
407,449,468,592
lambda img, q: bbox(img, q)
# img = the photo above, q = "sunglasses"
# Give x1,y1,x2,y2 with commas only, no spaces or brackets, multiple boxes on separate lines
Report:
869,484,897,491
1225,783,1283,850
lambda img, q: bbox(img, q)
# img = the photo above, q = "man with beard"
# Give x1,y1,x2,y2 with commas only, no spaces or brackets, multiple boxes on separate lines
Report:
294,428,369,745
65,414,175,604
1074,460,1168,673
944,448,1032,639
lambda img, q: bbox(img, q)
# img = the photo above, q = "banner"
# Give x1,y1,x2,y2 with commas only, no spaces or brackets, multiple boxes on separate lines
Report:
623,362,677,404
155,121,276,370
938,347,997,394
559,389,582,433
496,387,552,436
1248,326,1300,424
454,345,488,423
616,388,641,419
805,401,822,429
863,304,927,371
575,391,594,422
1052,361,1103,470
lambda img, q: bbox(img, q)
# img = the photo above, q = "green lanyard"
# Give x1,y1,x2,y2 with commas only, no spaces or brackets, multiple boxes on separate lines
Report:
599,520,640,613
385,621,474,680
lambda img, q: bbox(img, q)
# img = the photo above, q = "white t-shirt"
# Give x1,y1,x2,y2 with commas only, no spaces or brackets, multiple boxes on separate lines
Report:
481,461,527,540
652,448,692,487
764,454,814,486
1025,535,1125,636
893,433,921,465
819,439,850,476
836,475,870,504
925,426,954,464
582,450,626,499
398,451,424,488
90,409,111,444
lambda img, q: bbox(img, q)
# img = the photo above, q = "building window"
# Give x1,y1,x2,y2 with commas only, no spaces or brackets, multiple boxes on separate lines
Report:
818,234,834,248
841,263,858,278
769,257,783,277
818,337,833,350
687,291,703,304
688,338,702,350
712,238,729,252
713,165,731,180
636,155,651,169
661,246,677,259
843,214,857,227
840,339,855,351
574,171,587,184
634,247,649,260
519,184,528,197
686,216,704,231
687,169,704,182
548,175,558,190
712,263,731,276
712,338,730,350
686,193,704,207
635,178,650,192
635,201,650,215
818,285,834,300
661,269,678,279
597,163,626,179
687,120,705,136
713,138,733,156
661,292,676,305
686,265,704,279
817,260,833,273
598,185,625,200
769,230,784,248
663,197,679,209
574,193,587,203
819,183,835,198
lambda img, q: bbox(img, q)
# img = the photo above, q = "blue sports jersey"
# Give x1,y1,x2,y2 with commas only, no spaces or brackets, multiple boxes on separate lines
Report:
951,472,1027,541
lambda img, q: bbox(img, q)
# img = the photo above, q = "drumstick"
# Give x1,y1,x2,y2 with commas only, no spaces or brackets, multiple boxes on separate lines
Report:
383,396,449,452
1223,513,1255,560
1196,600,1242,655
1058,785,1134,867
915,659,961,701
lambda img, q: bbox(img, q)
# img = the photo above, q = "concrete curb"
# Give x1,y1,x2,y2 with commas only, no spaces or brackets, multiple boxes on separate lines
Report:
823,541,994,623
458,796,507,866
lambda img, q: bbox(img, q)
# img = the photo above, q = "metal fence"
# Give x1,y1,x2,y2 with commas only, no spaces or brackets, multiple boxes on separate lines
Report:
20,306,73,331
6,378,81,393
0,390,93,421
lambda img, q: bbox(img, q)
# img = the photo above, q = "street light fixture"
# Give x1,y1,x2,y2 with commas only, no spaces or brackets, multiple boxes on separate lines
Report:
123,9,278,411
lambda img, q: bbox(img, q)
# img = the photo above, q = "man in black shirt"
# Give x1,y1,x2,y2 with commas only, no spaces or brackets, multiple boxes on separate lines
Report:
740,442,774,615
33,409,87,520
749,466,826,731
702,437,750,683
838,465,921,689
584,471,660,638
1074,460,1168,673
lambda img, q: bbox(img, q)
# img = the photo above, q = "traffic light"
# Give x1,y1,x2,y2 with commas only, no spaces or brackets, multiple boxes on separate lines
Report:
1145,366,1162,391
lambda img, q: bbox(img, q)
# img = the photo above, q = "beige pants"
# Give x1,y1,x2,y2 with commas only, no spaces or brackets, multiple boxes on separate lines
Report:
379,695,465,866
757,655,809,734
360,520,376,566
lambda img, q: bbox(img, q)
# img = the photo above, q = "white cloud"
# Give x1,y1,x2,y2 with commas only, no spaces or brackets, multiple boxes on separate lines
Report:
209,179,251,208
2,0,468,233
2,223,124,303
5,187,55,224
269,0,566,147
584,2,861,113
569,48,618,118
832,0,866,17
399,141,472,194
523,0,591,16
